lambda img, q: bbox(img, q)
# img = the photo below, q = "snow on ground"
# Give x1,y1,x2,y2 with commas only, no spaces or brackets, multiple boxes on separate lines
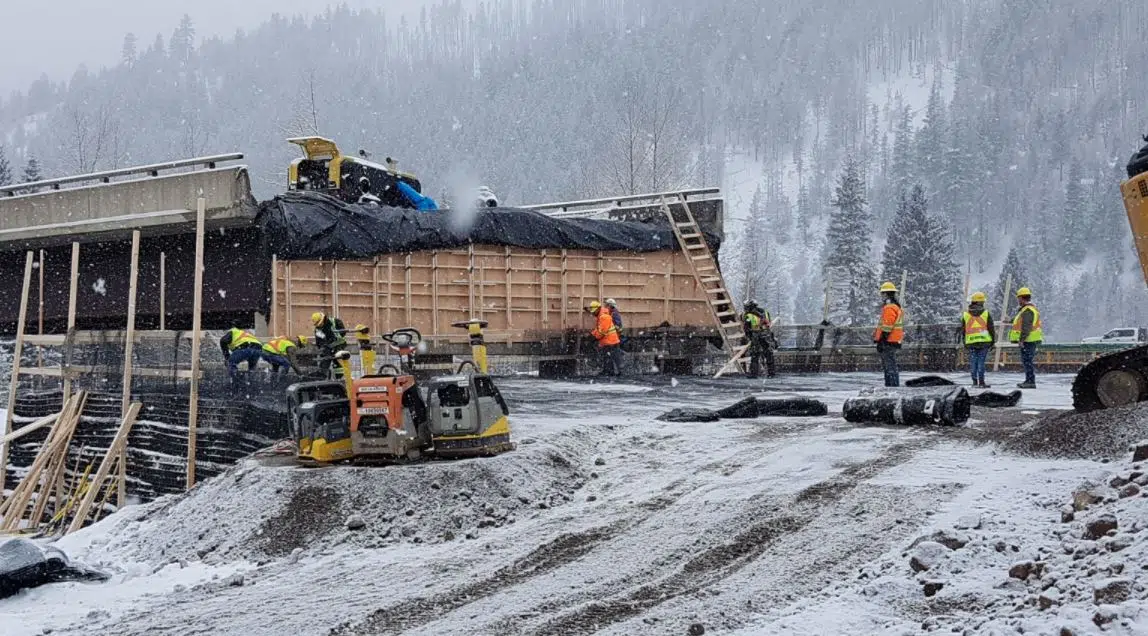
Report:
3,372,1143,636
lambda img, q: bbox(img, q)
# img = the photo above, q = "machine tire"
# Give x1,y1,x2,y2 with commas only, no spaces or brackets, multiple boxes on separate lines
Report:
1072,344,1148,412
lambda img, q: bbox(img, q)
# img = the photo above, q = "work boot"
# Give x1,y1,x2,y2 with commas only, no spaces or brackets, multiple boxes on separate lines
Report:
1016,382,1036,389
980,380,991,388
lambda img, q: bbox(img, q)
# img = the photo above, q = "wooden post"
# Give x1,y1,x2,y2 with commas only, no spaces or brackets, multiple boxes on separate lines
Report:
596,252,605,306
63,243,80,403
540,251,549,327
431,251,440,336
118,230,141,507
467,244,476,320
993,274,1013,372
187,197,206,489
560,249,569,329
37,249,45,368
664,260,672,324
331,260,340,316
386,256,394,331
404,253,413,327
1,252,34,496
504,247,513,328
371,259,380,334
270,254,278,335
159,251,166,331
285,261,294,337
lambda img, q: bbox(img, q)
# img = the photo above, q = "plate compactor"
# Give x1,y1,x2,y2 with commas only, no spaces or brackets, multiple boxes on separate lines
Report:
286,320,513,463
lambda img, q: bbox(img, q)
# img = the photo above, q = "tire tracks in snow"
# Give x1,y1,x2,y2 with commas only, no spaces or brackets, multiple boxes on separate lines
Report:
518,441,929,636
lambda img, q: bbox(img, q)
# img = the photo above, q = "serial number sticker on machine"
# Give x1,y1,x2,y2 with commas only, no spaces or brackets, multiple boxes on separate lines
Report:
359,386,389,393
359,407,390,415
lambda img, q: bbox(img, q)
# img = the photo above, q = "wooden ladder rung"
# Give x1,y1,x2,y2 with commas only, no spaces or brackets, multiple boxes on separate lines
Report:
681,233,703,240
690,254,711,261
704,288,728,294
675,222,695,229
700,276,722,283
716,311,736,318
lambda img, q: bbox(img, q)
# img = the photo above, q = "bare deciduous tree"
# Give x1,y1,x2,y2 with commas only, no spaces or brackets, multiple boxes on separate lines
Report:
60,103,115,173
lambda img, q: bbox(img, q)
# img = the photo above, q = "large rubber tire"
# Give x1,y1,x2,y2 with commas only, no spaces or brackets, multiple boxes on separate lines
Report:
1072,344,1148,412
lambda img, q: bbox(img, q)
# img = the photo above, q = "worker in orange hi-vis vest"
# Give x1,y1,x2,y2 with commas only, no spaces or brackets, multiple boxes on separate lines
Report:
872,281,905,387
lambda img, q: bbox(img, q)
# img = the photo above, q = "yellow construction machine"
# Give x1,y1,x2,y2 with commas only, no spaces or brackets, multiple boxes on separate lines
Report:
1072,137,1148,411
286,320,513,463
286,136,426,208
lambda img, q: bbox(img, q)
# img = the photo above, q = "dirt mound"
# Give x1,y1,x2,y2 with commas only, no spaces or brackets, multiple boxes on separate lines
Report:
1001,402,1148,460
70,439,590,566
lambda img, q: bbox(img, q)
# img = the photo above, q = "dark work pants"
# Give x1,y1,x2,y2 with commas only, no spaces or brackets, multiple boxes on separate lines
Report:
264,353,292,373
879,345,900,387
599,345,622,376
968,347,988,384
747,335,776,378
228,346,263,380
1020,342,1038,385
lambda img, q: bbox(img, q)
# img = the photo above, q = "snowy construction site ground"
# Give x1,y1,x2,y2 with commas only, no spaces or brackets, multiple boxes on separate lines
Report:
6,371,1148,636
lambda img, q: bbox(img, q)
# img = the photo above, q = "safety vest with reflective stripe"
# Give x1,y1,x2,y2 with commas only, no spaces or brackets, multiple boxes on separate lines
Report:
962,311,992,345
874,303,904,344
227,328,261,351
263,337,296,356
1009,305,1042,343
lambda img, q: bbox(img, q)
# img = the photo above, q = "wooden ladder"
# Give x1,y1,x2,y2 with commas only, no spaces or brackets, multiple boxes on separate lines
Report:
660,196,747,366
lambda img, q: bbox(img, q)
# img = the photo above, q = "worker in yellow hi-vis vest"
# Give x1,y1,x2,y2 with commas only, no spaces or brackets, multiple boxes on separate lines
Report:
960,291,996,388
1009,287,1042,389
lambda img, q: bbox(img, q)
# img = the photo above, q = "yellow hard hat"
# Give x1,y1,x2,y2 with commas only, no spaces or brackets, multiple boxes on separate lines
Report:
970,291,987,302
296,335,308,346
879,281,898,293
1016,287,1032,297
588,300,601,311
311,311,325,326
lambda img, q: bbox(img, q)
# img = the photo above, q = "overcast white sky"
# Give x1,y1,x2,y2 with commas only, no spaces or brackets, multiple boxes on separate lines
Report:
0,0,443,94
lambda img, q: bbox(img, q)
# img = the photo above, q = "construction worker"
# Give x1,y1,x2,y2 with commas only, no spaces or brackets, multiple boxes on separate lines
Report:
312,311,348,378
960,291,996,387
742,300,776,378
219,327,264,381
873,282,904,387
605,298,624,342
588,300,622,376
262,336,303,374
1009,287,1042,389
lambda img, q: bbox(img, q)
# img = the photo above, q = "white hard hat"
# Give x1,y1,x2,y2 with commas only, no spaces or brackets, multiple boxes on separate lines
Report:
605,298,617,307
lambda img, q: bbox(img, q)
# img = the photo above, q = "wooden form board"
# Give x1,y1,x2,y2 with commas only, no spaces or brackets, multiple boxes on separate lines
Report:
270,247,716,342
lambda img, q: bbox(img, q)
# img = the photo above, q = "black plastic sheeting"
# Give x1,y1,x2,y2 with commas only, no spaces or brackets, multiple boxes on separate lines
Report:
258,192,719,260
657,397,828,422
901,376,1022,408
843,387,971,426
0,538,107,600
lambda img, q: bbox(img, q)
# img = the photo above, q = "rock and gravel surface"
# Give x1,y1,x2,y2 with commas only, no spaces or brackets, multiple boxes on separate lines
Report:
5,372,1147,636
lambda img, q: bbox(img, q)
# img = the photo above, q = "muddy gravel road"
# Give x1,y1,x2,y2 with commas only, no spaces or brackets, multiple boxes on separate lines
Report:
4,372,1093,636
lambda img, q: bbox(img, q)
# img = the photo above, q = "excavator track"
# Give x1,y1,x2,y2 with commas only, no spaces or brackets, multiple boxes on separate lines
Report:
1071,344,1148,412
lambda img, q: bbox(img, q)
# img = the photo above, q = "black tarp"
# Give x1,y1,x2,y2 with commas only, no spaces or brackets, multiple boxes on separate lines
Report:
0,539,107,599
258,192,719,260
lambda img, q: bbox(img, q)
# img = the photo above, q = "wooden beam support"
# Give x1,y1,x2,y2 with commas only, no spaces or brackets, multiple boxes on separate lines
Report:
0,412,60,445
187,197,206,489
63,243,80,402
118,230,141,508
65,402,141,535
159,251,166,331
1,252,35,496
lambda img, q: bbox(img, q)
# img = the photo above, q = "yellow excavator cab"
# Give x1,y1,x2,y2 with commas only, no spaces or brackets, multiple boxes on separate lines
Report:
285,137,425,208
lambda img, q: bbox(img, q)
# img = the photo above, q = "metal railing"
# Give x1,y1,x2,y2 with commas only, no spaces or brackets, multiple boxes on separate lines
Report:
522,187,721,219
1,153,245,197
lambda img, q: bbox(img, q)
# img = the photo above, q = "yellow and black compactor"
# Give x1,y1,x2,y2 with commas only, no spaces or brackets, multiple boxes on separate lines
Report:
286,136,434,209
286,320,513,464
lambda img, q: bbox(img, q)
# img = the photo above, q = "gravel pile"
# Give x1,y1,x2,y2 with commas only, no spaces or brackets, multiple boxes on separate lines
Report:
1001,403,1148,460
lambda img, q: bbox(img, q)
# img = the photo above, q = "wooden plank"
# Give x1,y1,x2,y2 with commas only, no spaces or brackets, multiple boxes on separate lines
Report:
505,247,513,328
187,197,206,489
37,249,44,368
372,259,380,333
269,254,277,335
597,251,605,304
159,251,166,331
65,402,141,535
541,250,548,327
467,244,476,319
0,412,60,445
62,243,80,403
0,394,77,528
285,261,294,338
119,230,141,508
331,260,340,316
405,253,413,326
386,256,393,331
664,259,672,322
21,366,201,379
0,251,34,495
560,249,568,329
27,393,85,531
432,251,440,336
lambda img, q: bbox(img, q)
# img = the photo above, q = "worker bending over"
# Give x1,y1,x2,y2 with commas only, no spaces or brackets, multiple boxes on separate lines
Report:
742,300,776,378
873,282,904,387
588,300,623,376
960,292,995,387
220,327,264,381
263,336,303,374
312,311,348,378
1009,287,1042,389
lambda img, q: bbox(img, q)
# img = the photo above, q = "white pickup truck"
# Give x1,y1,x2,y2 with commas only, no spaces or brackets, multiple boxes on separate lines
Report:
1081,327,1148,345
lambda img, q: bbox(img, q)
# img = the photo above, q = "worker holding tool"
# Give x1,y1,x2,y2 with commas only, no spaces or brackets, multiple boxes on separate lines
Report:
219,327,264,381
588,300,623,376
873,282,904,387
262,336,303,374
742,300,777,378
312,311,349,378
1009,287,1042,389
960,291,995,388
